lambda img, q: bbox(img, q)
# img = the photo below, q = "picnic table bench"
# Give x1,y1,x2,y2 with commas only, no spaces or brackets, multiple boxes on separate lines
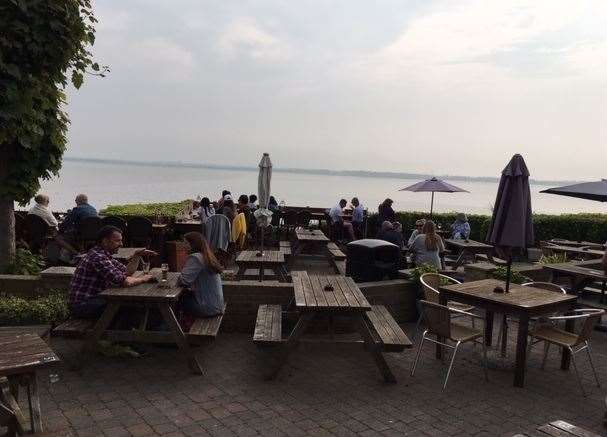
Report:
326,242,347,274
444,239,494,269
253,271,411,382
542,244,605,260
0,332,60,435
53,270,225,374
235,250,288,282
292,228,330,256
512,420,601,437
548,239,604,249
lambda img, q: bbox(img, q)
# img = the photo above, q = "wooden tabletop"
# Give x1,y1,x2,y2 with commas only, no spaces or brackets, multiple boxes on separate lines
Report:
114,247,145,261
0,333,60,377
543,262,607,281
439,278,577,312
292,271,371,311
445,239,493,249
543,244,605,258
549,239,604,249
101,271,182,302
295,228,329,242
236,250,285,264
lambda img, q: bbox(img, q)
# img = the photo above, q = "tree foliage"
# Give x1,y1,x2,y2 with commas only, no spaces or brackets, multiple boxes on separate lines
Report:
0,0,106,204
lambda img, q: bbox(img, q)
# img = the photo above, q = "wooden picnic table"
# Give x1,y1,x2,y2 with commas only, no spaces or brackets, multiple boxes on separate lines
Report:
235,250,288,282
265,271,411,382
0,332,60,434
513,419,601,437
543,244,605,260
438,278,577,387
80,270,204,374
113,247,146,262
548,239,604,249
293,228,330,256
172,219,202,235
444,239,494,269
543,261,607,299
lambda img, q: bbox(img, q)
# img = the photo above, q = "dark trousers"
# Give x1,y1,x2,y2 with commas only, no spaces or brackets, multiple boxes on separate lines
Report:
70,296,107,319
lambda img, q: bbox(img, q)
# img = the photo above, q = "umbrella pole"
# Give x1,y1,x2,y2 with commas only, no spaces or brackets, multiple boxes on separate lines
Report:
505,255,512,293
259,230,264,282
430,192,435,218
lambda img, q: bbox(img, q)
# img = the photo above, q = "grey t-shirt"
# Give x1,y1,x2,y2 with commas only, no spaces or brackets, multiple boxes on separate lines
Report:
409,234,445,269
178,253,224,317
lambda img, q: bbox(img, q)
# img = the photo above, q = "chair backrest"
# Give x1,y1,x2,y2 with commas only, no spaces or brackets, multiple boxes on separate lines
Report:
15,213,27,241
78,216,102,240
522,282,566,294
101,216,127,233
576,309,605,344
25,214,50,248
296,210,311,227
126,216,153,239
420,273,461,304
419,300,452,339
283,210,297,226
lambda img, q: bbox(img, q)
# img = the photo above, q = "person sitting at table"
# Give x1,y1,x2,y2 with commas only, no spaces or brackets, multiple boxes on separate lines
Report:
59,193,98,234
451,212,471,239
69,226,157,319
329,199,355,241
377,221,404,249
248,194,258,210
351,197,364,239
216,190,231,211
378,198,396,225
409,220,445,269
178,232,225,318
408,219,426,246
28,194,58,228
197,197,215,224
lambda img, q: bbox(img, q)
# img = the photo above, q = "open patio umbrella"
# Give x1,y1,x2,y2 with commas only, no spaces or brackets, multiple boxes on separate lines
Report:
540,179,607,202
399,177,468,217
486,154,534,293
253,153,273,260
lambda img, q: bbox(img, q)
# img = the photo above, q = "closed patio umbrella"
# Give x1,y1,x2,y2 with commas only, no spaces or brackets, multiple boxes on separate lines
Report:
486,154,534,292
540,179,607,202
399,177,468,217
254,153,273,259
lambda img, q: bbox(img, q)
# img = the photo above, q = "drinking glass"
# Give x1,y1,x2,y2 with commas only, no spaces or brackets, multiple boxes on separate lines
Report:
161,263,169,280
142,261,150,274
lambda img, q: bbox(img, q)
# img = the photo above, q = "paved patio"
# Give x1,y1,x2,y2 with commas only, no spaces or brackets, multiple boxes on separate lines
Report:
8,319,606,437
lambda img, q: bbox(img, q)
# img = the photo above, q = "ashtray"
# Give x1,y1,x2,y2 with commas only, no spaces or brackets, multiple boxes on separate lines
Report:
256,252,263,257
324,285,334,292
493,286,505,294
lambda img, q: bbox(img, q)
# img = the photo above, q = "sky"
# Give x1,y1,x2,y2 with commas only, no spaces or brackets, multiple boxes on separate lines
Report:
66,0,607,181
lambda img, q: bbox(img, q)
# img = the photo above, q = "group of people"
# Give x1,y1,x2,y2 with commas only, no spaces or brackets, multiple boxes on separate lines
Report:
328,197,366,241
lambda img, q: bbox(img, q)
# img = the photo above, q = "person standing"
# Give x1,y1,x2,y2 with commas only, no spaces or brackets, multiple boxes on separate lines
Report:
351,197,365,239
378,198,396,224
197,197,215,224
409,220,445,269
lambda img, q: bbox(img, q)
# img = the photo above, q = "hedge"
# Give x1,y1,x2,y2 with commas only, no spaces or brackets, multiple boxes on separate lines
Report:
100,200,191,217
367,211,607,244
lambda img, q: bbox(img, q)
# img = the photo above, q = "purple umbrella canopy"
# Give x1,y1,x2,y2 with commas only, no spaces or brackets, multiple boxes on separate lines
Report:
540,179,607,202
399,177,468,216
486,154,534,248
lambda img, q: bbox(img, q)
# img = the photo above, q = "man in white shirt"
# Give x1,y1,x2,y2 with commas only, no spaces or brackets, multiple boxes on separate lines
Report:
329,199,355,241
28,194,58,228
351,197,364,239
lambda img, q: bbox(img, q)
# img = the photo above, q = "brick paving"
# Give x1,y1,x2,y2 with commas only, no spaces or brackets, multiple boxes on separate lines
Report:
4,321,607,436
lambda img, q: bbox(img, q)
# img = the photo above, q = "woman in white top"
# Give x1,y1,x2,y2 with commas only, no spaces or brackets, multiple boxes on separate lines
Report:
28,194,58,228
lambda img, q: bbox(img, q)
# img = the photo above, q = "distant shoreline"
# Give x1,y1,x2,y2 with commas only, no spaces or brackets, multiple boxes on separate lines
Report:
63,156,578,186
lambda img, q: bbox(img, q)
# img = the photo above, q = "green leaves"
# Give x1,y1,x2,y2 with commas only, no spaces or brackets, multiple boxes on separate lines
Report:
71,70,83,89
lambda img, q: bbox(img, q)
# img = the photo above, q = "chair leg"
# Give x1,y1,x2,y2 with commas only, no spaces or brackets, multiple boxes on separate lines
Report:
411,314,422,341
569,347,586,397
410,331,427,376
585,342,601,388
482,340,489,381
541,342,550,370
471,316,477,348
443,341,460,390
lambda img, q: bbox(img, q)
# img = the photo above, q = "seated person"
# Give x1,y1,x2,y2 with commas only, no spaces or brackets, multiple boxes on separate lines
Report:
248,194,258,210
408,219,426,246
216,190,231,211
178,232,225,317
28,194,58,228
451,212,471,239
409,220,445,269
69,226,156,319
329,199,355,241
197,197,215,224
59,193,98,234
351,197,364,239
377,221,404,249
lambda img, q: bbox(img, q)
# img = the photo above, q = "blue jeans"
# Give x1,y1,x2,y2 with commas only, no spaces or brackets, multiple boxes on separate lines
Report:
70,296,107,319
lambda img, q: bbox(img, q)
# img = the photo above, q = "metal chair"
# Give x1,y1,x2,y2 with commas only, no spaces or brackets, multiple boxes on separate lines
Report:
528,308,604,396
78,216,102,250
411,300,488,390
126,216,153,247
412,273,478,340
24,214,52,253
101,216,127,233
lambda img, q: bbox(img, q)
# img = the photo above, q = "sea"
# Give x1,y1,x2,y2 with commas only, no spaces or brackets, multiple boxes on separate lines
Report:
30,160,606,216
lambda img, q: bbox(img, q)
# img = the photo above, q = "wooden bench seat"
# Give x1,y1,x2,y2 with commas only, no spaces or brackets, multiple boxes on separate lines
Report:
187,304,226,344
52,319,94,338
331,259,346,275
326,242,346,260
0,325,51,340
512,420,601,437
365,305,412,352
253,304,283,346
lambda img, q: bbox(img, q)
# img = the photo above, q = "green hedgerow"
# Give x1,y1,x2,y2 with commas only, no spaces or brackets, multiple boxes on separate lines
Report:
0,292,69,326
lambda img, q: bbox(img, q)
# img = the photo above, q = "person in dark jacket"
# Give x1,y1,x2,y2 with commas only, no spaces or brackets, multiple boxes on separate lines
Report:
378,198,396,224
59,194,98,234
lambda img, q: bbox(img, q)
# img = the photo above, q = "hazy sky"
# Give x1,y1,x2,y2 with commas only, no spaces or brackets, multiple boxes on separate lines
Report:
66,0,607,180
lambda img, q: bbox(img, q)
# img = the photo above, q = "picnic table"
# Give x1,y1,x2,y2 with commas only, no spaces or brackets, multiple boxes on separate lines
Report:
513,420,601,437
257,272,411,382
438,278,577,387
444,239,494,269
548,239,604,249
113,247,146,262
172,219,202,235
0,332,60,434
79,270,204,374
235,250,288,282
292,228,330,256
542,244,605,260
543,262,607,295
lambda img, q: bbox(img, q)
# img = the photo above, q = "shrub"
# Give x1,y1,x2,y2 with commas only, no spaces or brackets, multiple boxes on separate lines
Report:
409,264,450,285
491,266,531,285
101,200,192,217
538,253,568,264
2,248,45,275
0,292,69,326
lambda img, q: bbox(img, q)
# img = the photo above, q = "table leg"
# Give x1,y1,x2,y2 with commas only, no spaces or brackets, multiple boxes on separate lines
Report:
158,303,203,375
452,250,465,270
267,312,315,379
514,314,529,387
235,264,247,281
485,311,494,346
355,315,396,383
77,301,121,370
561,317,576,370
0,378,26,436
259,262,264,282
25,373,42,433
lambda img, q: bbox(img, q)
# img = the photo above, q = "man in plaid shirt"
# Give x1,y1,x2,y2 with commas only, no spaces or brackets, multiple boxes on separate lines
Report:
69,225,156,318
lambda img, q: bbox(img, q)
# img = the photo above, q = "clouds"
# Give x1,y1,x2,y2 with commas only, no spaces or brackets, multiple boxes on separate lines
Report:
217,18,292,63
